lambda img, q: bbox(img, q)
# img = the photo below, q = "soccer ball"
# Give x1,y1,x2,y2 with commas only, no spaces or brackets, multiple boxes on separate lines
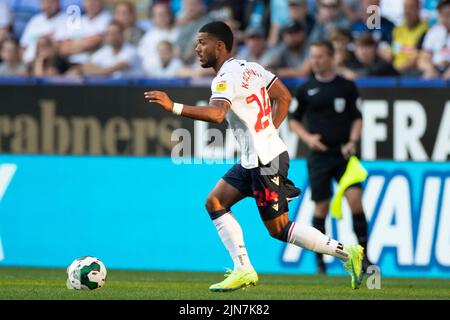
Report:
66,256,107,290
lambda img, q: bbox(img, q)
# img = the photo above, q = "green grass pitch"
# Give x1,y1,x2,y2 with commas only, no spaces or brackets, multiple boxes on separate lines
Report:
0,267,449,300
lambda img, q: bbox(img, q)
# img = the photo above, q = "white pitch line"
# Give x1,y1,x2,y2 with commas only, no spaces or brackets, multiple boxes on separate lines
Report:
0,163,17,262
0,238,3,261
0,164,17,201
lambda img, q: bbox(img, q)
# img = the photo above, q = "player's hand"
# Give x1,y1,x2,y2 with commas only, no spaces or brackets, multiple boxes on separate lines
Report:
306,134,328,152
144,91,174,113
341,141,357,159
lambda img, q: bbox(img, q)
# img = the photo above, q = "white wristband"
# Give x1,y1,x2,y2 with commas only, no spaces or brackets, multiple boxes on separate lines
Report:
172,103,184,116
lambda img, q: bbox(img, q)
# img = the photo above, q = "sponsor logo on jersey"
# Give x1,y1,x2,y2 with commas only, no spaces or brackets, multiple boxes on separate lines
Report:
271,176,280,186
334,98,346,113
215,81,227,92
307,88,320,96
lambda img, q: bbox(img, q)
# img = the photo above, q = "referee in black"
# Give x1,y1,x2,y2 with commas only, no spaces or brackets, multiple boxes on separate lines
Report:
289,41,371,274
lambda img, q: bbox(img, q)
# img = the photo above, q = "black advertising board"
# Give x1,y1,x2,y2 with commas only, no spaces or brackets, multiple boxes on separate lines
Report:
0,84,449,161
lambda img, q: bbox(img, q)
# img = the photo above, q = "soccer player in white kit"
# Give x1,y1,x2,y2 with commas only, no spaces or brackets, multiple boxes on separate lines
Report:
144,21,364,291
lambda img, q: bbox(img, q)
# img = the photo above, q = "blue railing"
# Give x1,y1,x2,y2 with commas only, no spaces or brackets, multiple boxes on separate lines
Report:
0,76,449,88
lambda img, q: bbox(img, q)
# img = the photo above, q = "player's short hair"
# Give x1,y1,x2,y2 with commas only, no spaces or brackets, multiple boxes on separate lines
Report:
310,40,335,57
198,21,234,53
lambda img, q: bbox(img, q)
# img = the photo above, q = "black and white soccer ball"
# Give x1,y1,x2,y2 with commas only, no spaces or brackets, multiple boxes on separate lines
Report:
66,256,107,290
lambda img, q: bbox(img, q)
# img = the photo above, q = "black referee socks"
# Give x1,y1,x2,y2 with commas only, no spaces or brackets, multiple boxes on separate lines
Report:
312,216,326,234
352,212,368,250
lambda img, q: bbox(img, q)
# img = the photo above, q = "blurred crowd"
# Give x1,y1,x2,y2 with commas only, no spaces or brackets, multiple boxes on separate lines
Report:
0,0,449,80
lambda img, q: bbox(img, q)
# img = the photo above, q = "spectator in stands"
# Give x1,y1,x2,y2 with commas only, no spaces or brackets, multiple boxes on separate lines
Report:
272,21,311,77
390,0,428,75
56,0,112,65
207,0,237,22
0,39,27,76
341,0,362,22
113,1,145,46
138,2,178,76
6,0,41,39
418,0,450,79
0,32,11,58
351,0,395,47
346,33,399,78
0,0,12,38
132,2,152,32
330,28,358,79
207,0,245,45
0,0,13,59
145,40,184,78
81,21,142,78
208,0,248,31
31,36,70,76
236,27,279,69
422,0,440,26
175,0,212,65
380,0,404,26
20,0,66,64
248,0,270,32
61,0,83,9
309,0,351,43
268,0,315,47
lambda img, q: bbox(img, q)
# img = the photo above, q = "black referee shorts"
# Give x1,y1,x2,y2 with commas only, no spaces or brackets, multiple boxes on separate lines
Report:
307,151,362,202
222,151,294,221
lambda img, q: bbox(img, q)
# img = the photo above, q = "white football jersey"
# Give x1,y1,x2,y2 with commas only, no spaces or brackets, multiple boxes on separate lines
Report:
210,58,288,169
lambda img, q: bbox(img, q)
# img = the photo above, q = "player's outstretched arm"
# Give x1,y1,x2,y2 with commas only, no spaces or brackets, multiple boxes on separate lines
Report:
268,79,292,129
144,91,230,124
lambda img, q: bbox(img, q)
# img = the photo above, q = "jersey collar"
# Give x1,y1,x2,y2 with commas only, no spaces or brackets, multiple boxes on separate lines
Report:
315,73,337,83
218,57,235,74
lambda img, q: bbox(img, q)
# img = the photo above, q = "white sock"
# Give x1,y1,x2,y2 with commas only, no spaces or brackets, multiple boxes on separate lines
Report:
287,222,349,262
212,212,254,271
